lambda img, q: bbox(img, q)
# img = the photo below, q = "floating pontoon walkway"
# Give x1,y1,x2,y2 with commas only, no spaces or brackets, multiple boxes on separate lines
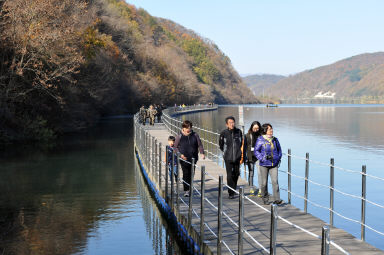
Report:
134,106,383,255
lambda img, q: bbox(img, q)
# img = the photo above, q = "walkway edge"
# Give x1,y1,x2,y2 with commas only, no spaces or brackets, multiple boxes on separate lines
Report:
135,148,213,255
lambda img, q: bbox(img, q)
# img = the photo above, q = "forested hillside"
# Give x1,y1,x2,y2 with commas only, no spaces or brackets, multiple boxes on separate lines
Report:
243,74,285,96
0,0,257,142
265,52,384,101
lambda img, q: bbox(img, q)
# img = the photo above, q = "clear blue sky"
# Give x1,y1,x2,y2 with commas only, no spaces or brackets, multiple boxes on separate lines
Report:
126,0,384,76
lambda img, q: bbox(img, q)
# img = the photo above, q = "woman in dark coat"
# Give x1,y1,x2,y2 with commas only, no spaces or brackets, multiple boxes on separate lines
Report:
245,121,261,196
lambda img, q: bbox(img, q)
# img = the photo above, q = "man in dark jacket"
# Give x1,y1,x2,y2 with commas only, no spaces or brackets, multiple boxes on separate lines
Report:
174,120,205,196
219,116,245,199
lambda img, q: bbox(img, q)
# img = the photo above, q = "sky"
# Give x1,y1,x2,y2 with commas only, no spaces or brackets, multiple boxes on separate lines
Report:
126,0,384,76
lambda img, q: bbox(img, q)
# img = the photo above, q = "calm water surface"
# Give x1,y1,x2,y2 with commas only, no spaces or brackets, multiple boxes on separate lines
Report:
181,104,384,250
0,118,181,255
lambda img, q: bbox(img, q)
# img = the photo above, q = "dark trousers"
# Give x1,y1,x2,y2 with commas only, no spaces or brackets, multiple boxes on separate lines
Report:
247,161,255,186
225,160,240,196
180,161,196,191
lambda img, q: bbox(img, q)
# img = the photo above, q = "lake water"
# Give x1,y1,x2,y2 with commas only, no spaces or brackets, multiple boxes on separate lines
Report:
180,104,384,250
0,117,181,255
2,105,383,253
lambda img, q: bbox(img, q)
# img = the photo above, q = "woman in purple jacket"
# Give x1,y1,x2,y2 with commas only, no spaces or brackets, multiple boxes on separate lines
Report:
254,123,283,205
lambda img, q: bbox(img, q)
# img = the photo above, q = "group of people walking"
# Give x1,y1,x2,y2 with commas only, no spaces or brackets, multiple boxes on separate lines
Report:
139,104,164,125
167,116,283,205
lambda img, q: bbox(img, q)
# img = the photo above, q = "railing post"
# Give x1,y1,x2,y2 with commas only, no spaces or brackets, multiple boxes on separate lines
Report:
176,153,180,213
159,142,162,189
288,149,292,204
155,139,158,181
170,151,175,211
173,118,176,135
147,133,150,168
304,152,309,213
134,118,136,146
361,165,366,241
149,135,152,175
321,225,330,255
210,131,213,160
202,128,206,157
149,134,152,173
270,204,278,255
330,158,334,226
206,128,209,160
217,175,223,255
144,132,147,167
207,130,210,160
140,128,142,154
238,187,244,255
150,135,153,172
216,134,219,164
152,136,155,177
200,165,206,248
188,158,195,232
165,146,169,202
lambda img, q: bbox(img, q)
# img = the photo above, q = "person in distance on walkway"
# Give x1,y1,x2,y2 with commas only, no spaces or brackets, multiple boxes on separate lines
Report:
254,123,283,205
139,105,147,125
148,105,157,126
245,121,261,196
156,104,163,123
174,120,205,197
219,116,245,199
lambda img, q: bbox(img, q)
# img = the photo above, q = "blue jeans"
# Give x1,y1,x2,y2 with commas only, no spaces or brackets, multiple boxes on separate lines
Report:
168,165,178,181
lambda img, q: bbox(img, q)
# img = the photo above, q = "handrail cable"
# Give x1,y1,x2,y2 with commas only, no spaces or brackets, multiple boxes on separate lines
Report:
279,186,384,238
162,111,353,252
173,145,355,252
178,183,236,255
138,109,356,254
279,169,384,209
190,171,349,254
164,110,384,182
284,152,384,181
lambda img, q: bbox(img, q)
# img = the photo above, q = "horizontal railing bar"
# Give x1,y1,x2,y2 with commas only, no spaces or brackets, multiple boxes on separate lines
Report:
284,152,384,181
135,107,367,255
279,169,384,209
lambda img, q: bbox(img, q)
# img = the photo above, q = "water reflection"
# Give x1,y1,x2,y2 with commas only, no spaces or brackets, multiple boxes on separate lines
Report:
0,118,181,255
135,160,182,255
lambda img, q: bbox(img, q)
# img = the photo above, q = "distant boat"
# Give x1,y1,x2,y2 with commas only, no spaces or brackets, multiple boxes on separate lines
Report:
266,104,278,107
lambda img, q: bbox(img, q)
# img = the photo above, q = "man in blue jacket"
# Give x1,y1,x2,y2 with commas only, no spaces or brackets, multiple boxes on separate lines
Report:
219,116,245,199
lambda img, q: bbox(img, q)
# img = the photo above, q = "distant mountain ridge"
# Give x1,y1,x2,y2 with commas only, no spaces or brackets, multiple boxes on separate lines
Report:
242,74,285,96
265,52,384,101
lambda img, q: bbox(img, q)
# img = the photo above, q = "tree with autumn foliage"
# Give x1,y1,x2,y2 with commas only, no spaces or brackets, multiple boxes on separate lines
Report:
0,0,257,142
0,0,95,140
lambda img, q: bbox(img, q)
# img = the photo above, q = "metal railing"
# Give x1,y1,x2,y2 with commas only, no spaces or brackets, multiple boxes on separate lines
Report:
133,106,353,255
162,106,384,244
